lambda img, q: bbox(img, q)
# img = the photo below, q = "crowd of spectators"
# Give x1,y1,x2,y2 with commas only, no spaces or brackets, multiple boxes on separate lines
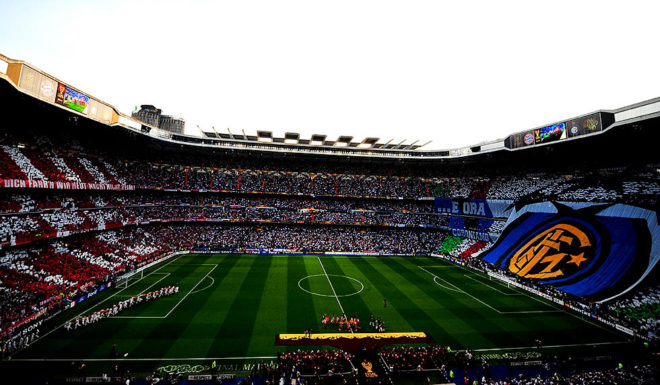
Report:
1,131,659,368
449,255,658,342
0,225,168,332
436,236,492,260
608,285,660,340
380,345,452,372
0,224,447,335
0,319,41,355
278,350,355,377
377,345,658,385
480,364,657,385
0,192,508,248
1,142,658,205
1,192,440,214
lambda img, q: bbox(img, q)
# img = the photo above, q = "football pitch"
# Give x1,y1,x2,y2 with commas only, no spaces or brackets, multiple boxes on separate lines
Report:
14,253,626,364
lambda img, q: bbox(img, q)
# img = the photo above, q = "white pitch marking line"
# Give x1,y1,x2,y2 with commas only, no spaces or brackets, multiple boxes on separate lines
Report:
111,265,218,319
163,265,217,318
418,265,460,268
317,256,351,333
463,274,523,296
432,261,563,312
30,252,189,345
298,274,364,298
432,276,464,293
459,283,558,315
139,273,171,295
191,276,215,294
169,264,218,266
418,266,558,315
457,267,616,330
418,266,465,293
482,279,613,329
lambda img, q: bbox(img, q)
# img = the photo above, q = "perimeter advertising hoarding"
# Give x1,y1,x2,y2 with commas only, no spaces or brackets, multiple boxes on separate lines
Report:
55,82,89,114
566,113,602,138
534,122,566,144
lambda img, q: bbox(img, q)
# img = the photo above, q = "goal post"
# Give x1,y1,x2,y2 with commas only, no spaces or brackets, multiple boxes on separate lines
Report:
116,269,143,289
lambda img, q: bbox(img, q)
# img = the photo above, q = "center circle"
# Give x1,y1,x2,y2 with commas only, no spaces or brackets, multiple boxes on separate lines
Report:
298,274,364,297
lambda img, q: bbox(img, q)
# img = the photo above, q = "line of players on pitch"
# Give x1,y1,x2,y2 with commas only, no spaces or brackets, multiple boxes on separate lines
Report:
320,313,386,332
63,286,179,331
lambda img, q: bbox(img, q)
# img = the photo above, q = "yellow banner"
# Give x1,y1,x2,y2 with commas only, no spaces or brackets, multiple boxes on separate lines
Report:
278,332,428,341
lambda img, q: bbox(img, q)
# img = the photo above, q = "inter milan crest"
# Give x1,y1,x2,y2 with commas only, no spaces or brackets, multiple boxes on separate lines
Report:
481,202,656,301
509,222,593,280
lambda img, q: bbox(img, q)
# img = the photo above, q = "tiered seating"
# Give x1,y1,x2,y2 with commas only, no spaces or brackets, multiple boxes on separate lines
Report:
88,157,119,184
61,155,95,183
278,350,354,376
1,133,658,202
610,284,660,340
78,157,110,184
469,179,492,199
0,224,449,333
380,345,451,371
458,240,487,259
0,145,28,179
0,127,658,353
438,235,464,255
47,152,81,182
20,148,64,181
0,145,45,180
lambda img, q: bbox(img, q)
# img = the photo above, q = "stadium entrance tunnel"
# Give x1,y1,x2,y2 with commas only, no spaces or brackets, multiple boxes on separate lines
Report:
298,274,364,297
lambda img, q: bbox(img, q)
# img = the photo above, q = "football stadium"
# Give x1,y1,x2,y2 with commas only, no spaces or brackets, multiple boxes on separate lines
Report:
1,3,660,385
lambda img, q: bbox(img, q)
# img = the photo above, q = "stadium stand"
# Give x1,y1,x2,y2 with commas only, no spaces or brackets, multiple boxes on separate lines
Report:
0,59,659,384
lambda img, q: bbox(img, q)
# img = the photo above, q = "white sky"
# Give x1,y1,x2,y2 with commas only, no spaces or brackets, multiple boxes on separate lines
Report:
1,0,659,150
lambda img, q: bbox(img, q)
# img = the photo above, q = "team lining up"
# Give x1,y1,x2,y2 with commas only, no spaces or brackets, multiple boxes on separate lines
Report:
64,286,179,331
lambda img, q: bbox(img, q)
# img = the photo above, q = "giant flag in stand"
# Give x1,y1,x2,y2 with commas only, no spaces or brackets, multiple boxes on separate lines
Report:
480,202,659,302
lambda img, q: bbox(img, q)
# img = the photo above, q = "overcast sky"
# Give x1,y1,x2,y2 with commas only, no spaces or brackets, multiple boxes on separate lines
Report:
1,0,659,150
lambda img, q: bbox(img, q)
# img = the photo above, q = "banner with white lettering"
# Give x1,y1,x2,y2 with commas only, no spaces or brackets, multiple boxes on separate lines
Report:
434,198,513,218
0,179,135,191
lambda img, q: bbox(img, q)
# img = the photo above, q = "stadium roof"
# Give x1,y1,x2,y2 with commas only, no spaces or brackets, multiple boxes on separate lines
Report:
1,52,660,159
200,129,429,151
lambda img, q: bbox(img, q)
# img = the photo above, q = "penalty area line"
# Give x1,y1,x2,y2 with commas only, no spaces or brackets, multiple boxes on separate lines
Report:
418,266,559,315
418,266,464,293
30,252,189,345
463,274,523,296
139,273,171,295
417,265,461,268
113,265,217,319
163,265,217,318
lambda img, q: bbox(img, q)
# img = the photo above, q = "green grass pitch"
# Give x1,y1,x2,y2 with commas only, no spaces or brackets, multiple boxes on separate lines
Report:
13,253,626,363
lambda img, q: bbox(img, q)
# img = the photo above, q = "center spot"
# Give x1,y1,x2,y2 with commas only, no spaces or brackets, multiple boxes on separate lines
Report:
298,274,364,298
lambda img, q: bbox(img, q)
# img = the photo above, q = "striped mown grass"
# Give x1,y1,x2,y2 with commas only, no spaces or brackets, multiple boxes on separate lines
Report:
16,253,625,362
